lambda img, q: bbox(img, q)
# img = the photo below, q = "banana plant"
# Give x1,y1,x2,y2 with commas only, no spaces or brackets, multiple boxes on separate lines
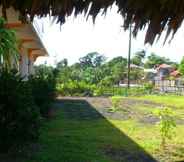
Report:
0,18,19,70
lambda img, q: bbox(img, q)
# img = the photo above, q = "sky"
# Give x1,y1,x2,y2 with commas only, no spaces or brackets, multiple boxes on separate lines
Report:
34,5,184,66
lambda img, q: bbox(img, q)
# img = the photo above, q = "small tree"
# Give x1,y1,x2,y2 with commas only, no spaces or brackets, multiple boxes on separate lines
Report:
109,96,122,112
154,107,176,149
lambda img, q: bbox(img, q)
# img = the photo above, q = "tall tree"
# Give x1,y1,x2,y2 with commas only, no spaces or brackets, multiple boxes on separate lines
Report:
144,53,173,68
56,58,68,69
131,50,146,66
79,52,106,69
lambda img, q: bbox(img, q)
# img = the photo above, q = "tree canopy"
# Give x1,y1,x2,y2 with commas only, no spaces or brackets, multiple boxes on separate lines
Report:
131,50,146,66
144,53,177,69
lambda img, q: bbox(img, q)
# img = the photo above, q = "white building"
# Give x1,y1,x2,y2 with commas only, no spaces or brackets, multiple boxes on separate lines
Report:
0,8,48,79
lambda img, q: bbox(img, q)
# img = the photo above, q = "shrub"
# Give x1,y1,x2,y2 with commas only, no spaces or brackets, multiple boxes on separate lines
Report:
93,87,104,96
154,107,176,149
109,96,122,112
57,81,94,96
29,66,56,117
0,69,40,152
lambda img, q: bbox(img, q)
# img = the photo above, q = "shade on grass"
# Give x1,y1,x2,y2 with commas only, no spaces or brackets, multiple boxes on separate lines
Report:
32,99,157,162
9,96,184,162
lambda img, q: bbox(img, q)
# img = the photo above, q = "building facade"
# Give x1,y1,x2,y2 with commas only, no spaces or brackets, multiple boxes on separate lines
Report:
1,7,48,79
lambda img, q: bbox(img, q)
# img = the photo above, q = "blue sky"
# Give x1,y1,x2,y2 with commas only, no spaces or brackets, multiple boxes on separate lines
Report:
34,5,184,66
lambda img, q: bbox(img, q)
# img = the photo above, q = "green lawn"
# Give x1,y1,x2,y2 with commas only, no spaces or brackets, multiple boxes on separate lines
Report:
134,95,184,109
22,96,184,162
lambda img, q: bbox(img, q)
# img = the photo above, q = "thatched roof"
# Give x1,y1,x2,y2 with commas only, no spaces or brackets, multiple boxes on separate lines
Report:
1,0,184,44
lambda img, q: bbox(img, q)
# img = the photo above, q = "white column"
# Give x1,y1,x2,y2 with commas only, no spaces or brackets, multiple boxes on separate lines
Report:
19,48,29,80
28,57,35,75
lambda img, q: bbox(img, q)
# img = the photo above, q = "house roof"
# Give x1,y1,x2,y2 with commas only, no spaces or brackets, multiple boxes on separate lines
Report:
156,64,173,70
170,70,181,77
0,1,184,44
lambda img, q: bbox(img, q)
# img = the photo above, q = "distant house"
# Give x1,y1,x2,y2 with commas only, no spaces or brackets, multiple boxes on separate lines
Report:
170,70,181,78
156,64,174,80
154,64,183,93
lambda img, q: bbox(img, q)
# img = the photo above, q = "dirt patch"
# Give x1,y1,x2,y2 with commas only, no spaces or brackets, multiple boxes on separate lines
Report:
56,97,184,125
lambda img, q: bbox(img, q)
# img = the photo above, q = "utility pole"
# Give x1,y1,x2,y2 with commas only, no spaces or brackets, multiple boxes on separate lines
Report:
127,24,132,89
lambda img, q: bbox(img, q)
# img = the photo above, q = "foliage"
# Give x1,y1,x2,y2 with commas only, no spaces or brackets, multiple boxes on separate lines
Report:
154,107,176,149
127,87,146,96
99,76,115,87
55,55,129,96
57,81,95,97
109,96,122,112
129,68,144,82
143,83,154,94
29,65,56,117
79,52,106,69
0,69,40,152
131,50,145,66
144,53,175,69
179,56,184,75
0,18,19,70
55,52,182,97
56,58,68,69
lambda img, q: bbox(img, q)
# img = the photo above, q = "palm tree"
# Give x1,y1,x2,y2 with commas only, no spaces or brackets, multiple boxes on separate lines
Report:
0,18,19,70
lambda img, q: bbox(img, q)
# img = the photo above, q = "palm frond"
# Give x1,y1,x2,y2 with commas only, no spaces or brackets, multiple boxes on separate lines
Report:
0,0,184,44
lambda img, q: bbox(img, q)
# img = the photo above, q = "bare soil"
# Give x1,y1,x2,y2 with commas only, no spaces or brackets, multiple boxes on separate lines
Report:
56,96,184,125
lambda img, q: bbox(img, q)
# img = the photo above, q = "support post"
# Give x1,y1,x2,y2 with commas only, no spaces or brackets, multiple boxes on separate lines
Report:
127,25,132,89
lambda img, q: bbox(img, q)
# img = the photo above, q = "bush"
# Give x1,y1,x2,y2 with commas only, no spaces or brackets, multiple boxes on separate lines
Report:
57,81,94,96
0,69,40,152
29,67,56,117
143,82,154,94
109,96,123,112
93,87,105,96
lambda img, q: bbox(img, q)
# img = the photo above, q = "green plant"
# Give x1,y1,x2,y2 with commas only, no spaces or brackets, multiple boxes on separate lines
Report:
143,83,154,94
0,69,40,152
93,86,107,96
154,107,176,149
57,81,95,97
0,18,19,70
109,96,122,113
29,66,56,117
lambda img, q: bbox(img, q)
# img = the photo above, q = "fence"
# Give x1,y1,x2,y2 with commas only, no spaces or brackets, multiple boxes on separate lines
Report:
155,79,184,94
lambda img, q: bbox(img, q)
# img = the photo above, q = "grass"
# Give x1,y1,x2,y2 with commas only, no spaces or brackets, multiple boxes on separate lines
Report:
7,95,184,162
134,95,184,109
